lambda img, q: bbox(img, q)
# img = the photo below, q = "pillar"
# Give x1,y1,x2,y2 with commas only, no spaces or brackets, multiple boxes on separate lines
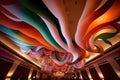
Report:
5,60,20,78
94,64,104,80
106,57,120,78
86,68,93,80
28,68,33,80
79,71,83,80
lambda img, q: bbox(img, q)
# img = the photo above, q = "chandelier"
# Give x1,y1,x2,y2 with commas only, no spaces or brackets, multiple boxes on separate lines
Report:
53,71,65,77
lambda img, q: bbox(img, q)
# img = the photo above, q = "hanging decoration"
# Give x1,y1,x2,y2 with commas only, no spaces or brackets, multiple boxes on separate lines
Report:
0,0,120,73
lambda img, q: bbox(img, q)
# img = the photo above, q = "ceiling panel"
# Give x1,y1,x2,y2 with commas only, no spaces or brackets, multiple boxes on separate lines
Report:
0,0,120,73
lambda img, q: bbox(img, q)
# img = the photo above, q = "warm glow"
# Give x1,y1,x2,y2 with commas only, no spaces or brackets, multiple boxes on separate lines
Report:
28,73,32,79
117,21,120,24
53,71,65,77
116,70,120,78
6,73,13,78
0,0,120,73
6,61,20,78
0,37,41,68
85,53,100,63
5,77,11,80
88,74,92,80
99,72,104,79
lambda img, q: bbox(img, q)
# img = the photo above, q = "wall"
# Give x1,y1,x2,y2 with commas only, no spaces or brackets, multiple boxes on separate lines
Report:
0,45,41,80
72,42,120,80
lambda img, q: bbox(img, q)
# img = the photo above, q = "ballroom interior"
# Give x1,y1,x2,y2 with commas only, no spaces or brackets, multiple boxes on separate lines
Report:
0,0,120,80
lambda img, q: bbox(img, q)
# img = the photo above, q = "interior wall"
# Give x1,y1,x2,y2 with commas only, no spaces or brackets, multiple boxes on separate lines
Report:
81,70,90,80
31,70,37,79
99,62,119,80
0,46,41,80
0,58,13,80
74,42,120,80
0,42,120,80
11,65,30,80
89,67,101,80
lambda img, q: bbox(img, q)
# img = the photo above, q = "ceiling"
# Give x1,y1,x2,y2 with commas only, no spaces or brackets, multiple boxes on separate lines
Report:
0,0,120,73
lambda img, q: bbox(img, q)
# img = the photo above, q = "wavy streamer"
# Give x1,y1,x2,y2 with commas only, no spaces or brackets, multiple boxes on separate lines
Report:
1,3,64,52
0,0,119,72
0,12,55,50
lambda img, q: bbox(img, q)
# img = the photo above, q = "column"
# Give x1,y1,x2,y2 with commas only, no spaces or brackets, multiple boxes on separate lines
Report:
94,64,104,80
74,72,77,79
5,60,20,78
106,57,120,78
36,71,40,79
86,68,93,80
28,68,33,80
79,71,83,80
